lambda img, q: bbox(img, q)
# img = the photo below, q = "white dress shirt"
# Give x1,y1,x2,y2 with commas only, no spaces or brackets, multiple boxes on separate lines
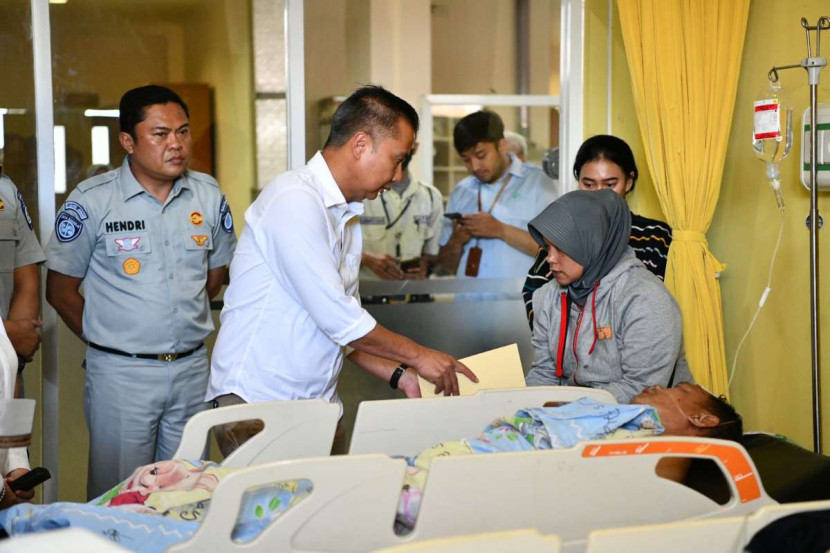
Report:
0,319,29,475
207,152,377,407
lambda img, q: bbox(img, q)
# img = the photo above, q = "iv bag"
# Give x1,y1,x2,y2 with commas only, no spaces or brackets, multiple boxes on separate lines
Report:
753,81,794,169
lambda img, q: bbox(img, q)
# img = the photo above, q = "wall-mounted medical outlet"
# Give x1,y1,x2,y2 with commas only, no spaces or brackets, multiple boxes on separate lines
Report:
801,104,830,190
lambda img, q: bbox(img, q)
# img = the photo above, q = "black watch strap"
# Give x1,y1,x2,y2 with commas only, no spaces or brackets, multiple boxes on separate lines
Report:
389,364,408,389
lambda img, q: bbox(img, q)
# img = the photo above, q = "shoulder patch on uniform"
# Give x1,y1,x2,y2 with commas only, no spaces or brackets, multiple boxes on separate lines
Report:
187,170,220,188
55,211,83,242
63,200,89,221
219,195,233,233
76,171,117,192
17,192,34,229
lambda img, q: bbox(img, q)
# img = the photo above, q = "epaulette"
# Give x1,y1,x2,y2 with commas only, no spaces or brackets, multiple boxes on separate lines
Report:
76,170,118,193
186,170,220,189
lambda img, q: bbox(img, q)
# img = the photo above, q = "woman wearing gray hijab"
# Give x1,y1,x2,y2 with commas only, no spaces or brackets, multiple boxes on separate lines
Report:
524,189,693,403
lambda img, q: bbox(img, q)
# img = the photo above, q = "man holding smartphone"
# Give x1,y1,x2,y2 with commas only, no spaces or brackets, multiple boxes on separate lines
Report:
437,111,557,278
359,143,444,280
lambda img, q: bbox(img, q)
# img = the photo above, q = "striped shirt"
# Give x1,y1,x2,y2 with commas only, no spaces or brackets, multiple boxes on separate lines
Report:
522,213,672,329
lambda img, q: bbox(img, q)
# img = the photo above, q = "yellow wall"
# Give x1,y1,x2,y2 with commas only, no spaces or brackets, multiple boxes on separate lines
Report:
585,0,830,447
182,0,255,226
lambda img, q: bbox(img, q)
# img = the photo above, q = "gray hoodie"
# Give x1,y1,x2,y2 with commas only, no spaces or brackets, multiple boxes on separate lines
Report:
526,248,694,402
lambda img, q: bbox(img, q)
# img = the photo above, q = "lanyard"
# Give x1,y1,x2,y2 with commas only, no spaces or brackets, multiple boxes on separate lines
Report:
380,193,414,230
477,174,513,214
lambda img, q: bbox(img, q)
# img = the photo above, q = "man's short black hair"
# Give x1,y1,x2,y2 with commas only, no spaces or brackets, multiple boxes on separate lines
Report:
702,394,743,442
119,85,189,139
453,110,505,155
324,85,419,149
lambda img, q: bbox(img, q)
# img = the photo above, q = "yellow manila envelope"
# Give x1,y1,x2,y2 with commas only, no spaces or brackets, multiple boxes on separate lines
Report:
418,343,526,397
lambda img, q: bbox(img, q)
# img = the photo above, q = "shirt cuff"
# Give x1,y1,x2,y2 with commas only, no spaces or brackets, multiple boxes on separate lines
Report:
330,310,377,347
45,260,87,279
13,252,46,270
5,447,30,475
207,253,233,270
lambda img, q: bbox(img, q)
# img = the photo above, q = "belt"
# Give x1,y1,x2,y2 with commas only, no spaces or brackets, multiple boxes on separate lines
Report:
88,342,203,362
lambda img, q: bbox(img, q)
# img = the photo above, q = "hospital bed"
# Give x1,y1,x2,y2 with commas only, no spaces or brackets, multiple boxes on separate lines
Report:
349,386,616,456
170,436,773,552
173,398,339,467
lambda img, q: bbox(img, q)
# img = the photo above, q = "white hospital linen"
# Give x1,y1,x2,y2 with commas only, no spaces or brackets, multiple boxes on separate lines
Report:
207,152,377,407
0,319,29,475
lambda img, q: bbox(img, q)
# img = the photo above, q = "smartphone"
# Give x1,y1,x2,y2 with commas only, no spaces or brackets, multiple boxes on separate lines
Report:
8,467,51,492
399,257,421,272
444,212,463,221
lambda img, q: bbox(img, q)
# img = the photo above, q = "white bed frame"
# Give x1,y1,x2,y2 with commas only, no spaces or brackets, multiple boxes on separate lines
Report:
349,386,616,456
372,529,562,552
173,399,339,468
170,436,773,553
585,499,830,553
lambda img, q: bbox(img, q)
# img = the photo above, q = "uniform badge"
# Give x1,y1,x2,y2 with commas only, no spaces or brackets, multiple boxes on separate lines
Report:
597,327,613,340
191,235,208,247
55,211,83,243
64,200,89,220
219,196,233,233
190,211,203,226
114,237,141,252
122,257,141,275
0,198,4,211
18,192,33,229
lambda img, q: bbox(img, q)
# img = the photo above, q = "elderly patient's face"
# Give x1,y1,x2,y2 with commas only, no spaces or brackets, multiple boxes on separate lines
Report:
631,383,713,435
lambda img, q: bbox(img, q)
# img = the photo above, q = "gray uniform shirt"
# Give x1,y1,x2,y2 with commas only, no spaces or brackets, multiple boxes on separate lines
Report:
526,249,694,403
0,175,46,318
45,157,237,353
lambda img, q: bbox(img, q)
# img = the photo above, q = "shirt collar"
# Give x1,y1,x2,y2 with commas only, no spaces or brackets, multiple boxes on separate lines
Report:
504,152,525,180
308,151,364,215
119,156,189,202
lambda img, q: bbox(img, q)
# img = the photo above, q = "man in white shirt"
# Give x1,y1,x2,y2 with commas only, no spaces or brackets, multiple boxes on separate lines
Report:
207,86,477,455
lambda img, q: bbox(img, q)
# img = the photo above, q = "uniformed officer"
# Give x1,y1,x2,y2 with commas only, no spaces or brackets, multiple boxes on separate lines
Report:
359,145,444,280
45,85,237,498
0,170,46,393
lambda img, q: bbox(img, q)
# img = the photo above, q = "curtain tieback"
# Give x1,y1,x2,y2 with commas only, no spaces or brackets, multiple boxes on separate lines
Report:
672,230,707,244
670,230,727,274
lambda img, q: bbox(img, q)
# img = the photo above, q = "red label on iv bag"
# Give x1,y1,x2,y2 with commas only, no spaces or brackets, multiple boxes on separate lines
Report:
754,99,781,140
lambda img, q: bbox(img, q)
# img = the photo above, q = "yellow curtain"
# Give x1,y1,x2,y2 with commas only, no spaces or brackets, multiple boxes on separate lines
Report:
617,0,750,398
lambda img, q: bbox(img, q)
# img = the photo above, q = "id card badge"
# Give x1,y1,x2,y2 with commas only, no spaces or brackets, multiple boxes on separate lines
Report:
465,246,483,277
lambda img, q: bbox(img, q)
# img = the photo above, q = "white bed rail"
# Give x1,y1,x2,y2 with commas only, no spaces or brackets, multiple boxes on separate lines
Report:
585,499,830,552
173,399,339,468
372,529,562,552
349,386,616,456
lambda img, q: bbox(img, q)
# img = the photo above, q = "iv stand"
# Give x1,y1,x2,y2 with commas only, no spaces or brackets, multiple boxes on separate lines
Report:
768,16,830,454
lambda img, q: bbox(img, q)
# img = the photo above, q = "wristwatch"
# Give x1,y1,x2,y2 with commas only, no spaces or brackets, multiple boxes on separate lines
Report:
389,364,409,389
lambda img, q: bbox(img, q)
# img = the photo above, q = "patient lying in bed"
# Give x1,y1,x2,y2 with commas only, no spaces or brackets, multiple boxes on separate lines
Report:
0,384,741,552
